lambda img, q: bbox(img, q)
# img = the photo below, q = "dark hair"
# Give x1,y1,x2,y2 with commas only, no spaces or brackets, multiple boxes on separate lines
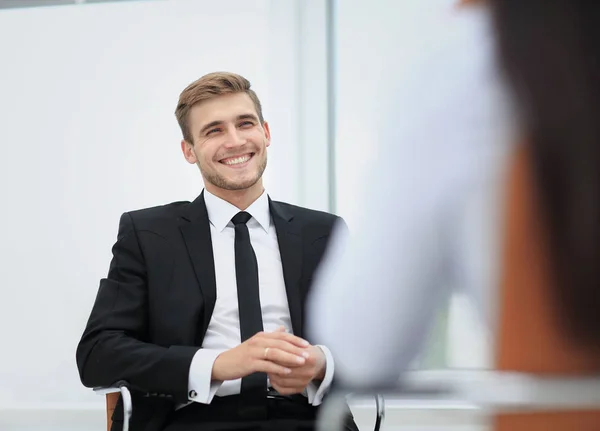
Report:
491,0,600,343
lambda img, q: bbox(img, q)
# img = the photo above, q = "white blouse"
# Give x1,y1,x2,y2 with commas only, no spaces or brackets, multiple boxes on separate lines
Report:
307,4,518,388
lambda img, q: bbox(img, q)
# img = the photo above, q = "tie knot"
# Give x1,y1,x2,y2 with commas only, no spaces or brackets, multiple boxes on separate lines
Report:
232,211,252,226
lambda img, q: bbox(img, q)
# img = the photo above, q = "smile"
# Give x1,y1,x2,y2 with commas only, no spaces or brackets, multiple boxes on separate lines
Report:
220,153,254,166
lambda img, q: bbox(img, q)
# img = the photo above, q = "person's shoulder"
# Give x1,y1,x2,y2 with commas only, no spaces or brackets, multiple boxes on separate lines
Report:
271,200,344,231
122,200,191,228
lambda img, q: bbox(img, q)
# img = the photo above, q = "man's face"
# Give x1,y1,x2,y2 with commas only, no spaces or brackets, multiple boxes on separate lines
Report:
182,92,270,192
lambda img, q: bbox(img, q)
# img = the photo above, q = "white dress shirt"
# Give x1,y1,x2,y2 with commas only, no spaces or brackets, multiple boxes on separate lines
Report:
186,189,334,405
307,5,517,387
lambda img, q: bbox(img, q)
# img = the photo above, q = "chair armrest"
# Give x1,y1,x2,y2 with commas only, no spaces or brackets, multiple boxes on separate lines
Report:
317,392,385,431
93,386,122,395
93,382,132,431
374,394,385,431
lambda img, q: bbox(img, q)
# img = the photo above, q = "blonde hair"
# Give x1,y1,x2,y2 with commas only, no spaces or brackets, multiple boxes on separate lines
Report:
175,72,264,143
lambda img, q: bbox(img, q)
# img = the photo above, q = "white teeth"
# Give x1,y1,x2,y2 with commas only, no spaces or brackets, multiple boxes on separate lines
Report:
222,154,251,165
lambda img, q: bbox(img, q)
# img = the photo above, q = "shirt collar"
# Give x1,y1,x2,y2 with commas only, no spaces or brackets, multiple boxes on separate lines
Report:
203,188,271,233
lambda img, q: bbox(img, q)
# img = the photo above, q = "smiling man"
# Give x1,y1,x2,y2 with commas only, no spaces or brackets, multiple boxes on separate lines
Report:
76,72,356,431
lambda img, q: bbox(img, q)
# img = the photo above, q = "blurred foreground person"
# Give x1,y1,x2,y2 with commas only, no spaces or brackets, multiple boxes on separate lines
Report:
308,0,600,389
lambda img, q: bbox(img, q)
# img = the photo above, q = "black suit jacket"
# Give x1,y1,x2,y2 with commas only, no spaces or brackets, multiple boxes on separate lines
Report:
75,192,343,431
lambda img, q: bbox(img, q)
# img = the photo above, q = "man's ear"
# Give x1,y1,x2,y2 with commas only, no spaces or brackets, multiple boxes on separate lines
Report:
181,139,197,164
263,121,271,148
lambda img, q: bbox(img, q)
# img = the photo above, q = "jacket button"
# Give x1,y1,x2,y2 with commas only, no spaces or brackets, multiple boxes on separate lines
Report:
189,390,197,398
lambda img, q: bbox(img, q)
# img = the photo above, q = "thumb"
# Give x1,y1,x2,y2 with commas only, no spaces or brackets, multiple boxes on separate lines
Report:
274,325,287,333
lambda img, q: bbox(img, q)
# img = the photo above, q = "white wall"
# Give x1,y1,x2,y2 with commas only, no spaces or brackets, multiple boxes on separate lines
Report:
333,0,452,224
0,0,330,414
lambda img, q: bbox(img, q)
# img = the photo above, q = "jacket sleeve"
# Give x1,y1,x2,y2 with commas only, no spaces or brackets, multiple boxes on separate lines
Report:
75,212,199,403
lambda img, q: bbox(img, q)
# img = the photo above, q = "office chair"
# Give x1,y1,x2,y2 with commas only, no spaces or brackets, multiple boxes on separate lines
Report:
94,382,132,431
96,381,384,430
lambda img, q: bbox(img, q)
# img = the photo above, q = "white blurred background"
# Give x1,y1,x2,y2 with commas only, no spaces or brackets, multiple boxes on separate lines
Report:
0,0,488,429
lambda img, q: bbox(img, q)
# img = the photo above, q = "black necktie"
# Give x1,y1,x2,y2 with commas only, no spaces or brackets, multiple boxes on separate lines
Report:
232,211,267,394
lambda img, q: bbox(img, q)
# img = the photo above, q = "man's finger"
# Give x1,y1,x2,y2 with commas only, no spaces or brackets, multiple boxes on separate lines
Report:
259,331,310,348
254,360,292,376
272,367,315,380
255,338,310,359
269,376,309,387
256,346,307,367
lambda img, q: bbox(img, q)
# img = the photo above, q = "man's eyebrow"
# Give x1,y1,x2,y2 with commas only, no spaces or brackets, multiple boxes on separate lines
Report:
237,113,260,122
198,114,260,136
199,120,222,136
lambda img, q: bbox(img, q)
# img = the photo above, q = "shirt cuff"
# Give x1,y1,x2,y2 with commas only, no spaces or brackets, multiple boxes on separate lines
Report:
187,349,226,404
305,345,335,406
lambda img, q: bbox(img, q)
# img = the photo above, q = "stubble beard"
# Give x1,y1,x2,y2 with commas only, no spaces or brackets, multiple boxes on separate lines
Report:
202,154,268,191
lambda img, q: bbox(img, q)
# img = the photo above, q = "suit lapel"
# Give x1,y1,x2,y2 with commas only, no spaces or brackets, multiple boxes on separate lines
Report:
270,199,304,337
179,193,305,339
179,191,217,339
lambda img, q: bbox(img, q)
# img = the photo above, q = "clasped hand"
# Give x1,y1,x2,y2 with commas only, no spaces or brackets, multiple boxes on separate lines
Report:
212,326,326,395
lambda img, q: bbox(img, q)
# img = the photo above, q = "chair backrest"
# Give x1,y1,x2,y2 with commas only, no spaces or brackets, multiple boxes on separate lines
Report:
106,392,119,431
493,144,600,430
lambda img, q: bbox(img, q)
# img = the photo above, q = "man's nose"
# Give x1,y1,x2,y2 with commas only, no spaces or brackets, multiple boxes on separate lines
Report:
224,126,246,148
